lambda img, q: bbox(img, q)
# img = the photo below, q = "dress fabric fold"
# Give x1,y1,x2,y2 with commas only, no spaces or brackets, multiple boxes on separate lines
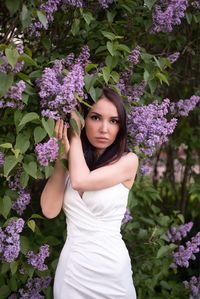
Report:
54,178,137,299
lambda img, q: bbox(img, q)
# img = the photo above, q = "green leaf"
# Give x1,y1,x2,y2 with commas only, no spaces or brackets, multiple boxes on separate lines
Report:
144,0,157,10
0,196,12,219
107,41,115,56
5,48,19,69
30,213,45,220
0,285,10,299
37,10,48,28
19,112,40,126
11,148,20,158
82,11,95,25
71,18,80,36
15,133,30,154
156,245,170,259
42,118,54,137
5,0,20,16
101,31,116,41
85,63,98,73
29,70,43,79
116,44,130,53
155,71,169,85
0,73,14,97
0,143,13,149
10,261,19,275
20,171,29,188
75,110,85,128
105,55,118,70
20,236,31,254
102,66,111,84
70,118,79,135
34,126,47,143
23,161,37,179
110,71,119,83
19,53,38,66
20,4,31,29
27,219,36,232
4,155,22,177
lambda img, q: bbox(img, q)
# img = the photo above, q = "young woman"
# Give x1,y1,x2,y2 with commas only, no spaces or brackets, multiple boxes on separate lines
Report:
41,87,139,299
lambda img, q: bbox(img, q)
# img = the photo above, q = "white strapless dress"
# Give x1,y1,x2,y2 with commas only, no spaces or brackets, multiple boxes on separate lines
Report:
53,178,136,299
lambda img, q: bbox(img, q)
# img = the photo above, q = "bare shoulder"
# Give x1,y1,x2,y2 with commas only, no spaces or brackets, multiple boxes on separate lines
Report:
121,152,139,168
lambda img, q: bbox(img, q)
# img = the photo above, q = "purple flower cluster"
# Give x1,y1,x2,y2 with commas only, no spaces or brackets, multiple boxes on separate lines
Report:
167,222,193,242
117,71,146,102
122,208,133,225
19,276,51,298
152,0,188,33
0,44,24,74
168,51,180,64
170,95,200,117
35,137,59,166
192,0,200,9
98,0,114,8
183,276,200,299
26,244,50,271
0,218,24,263
0,151,5,166
30,0,61,36
63,0,83,7
12,190,31,216
37,48,88,120
0,80,26,110
172,231,200,268
127,99,177,156
9,170,32,215
128,46,141,66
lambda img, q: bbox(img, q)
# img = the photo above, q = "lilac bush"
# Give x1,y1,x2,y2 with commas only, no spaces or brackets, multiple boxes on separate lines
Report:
167,222,193,242
26,244,50,271
0,151,4,166
0,43,24,74
152,0,188,33
12,190,31,216
35,137,59,166
122,208,133,225
127,98,177,157
170,95,200,117
0,218,24,263
183,276,200,299
18,276,51,298
0,80,26,109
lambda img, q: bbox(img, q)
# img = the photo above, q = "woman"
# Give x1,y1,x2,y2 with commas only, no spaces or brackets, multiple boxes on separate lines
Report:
41,87,139,299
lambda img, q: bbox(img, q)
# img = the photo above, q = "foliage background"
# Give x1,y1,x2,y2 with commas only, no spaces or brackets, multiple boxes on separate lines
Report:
0,0,200,298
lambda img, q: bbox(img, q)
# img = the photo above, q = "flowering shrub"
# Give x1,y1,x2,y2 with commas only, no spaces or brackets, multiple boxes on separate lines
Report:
0,0,200,297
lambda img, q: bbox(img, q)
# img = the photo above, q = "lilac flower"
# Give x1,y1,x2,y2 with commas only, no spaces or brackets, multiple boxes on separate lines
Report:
8,295,17,299
63,0,83,7
127,99,177,157
168,52,180,64
1,81,26,110
172,231,200,268
12,190,31,216
152,0,188,33
8,170,22,191
35,137,59,166
183,276,200,299
38,52,86,120
167,222,193,242
122,208,133,225
128,46,141,66
19,276,51,299
0,151,5,166
26,244,50,271
0,44,24,74
98,0,114,8
192,0,200,9
170,95,200,117
0,218,24,263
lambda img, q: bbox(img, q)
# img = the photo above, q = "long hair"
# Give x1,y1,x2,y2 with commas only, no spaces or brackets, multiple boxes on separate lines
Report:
81,87,129,170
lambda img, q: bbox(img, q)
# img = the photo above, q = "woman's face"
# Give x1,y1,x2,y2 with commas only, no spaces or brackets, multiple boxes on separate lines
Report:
85,97,120,156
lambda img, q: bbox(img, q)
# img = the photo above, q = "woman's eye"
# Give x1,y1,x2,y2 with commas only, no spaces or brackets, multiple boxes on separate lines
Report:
110,119,119,124
91,115,100,120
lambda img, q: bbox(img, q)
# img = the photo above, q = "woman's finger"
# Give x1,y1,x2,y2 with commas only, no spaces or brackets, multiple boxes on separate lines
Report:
54,119,60,138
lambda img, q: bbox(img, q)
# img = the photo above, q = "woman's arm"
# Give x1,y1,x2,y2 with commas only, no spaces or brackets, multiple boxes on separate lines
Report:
40,120,69,219
40,160,68,218
69,134,138,192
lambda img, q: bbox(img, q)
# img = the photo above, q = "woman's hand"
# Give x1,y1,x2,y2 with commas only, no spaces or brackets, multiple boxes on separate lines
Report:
54,119,70,159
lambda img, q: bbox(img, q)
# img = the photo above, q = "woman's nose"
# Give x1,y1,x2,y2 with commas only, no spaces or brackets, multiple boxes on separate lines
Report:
100,121,108,132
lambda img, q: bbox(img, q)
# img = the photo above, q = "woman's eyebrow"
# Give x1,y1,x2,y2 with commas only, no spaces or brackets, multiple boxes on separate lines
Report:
90,111,119,118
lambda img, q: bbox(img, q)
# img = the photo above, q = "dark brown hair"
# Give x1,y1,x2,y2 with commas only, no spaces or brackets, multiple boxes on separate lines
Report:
81,87,129,170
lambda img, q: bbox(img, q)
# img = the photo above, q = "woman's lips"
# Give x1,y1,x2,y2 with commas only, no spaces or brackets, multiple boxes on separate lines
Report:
95,137,109,142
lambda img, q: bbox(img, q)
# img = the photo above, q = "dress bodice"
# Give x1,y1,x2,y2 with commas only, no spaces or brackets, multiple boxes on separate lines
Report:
63,178,129,237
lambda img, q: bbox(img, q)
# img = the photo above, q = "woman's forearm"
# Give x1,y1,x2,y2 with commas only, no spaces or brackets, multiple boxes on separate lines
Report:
69,135,90,190
40,159,68,218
